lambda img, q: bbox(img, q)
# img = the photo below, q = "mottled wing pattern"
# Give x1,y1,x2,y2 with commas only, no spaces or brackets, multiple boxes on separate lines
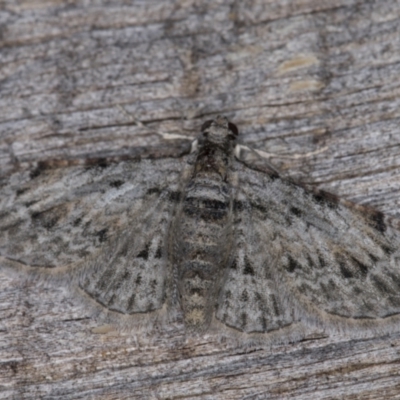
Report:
235,160,400,334
77,190,172,316
0,158,184,318
215,187,303,336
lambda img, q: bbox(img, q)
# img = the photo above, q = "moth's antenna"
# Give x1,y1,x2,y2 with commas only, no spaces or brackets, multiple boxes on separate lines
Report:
253,146,328,160
116,105,189,141
235,144,281,177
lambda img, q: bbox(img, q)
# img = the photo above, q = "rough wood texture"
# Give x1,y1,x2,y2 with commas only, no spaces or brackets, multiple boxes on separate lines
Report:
1,0,400,398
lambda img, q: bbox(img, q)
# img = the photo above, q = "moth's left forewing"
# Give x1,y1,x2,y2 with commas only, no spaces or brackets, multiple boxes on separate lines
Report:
0,156,189,333
0,158,184,272
73,187,178,331
234,153,400,338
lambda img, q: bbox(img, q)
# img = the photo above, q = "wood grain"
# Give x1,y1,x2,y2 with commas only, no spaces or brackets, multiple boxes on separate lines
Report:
1,0,400,398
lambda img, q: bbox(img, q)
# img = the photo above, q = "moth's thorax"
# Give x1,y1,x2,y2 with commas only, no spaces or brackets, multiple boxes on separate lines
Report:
192,116,237,181
172,116,238,332
193,143,232,182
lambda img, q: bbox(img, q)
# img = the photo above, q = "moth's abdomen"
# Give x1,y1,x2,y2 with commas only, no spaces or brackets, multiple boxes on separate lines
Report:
175,177,234,331
168,116,238,332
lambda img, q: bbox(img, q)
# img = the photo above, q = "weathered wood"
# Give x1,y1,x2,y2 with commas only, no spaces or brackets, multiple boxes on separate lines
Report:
1,0,400,398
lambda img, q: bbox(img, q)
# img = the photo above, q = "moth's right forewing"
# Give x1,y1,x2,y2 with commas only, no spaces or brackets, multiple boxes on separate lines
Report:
235,158,400,338
212,162,308,344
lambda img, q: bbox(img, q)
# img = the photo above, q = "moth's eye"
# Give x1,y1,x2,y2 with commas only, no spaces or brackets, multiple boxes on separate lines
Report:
228,122,239,138
201,120,214,135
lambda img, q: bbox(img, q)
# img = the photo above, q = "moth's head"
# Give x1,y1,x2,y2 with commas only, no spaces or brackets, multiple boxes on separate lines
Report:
199,116,239,147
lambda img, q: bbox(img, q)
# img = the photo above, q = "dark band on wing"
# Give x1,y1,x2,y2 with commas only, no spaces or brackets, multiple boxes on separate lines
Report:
311,190,339,209
367,210,387,233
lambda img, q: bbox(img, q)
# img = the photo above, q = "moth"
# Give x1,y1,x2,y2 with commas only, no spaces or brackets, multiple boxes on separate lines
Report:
1,116,400,343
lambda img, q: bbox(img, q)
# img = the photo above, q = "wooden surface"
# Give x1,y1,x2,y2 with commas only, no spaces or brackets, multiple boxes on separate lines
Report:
1,0,400,398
